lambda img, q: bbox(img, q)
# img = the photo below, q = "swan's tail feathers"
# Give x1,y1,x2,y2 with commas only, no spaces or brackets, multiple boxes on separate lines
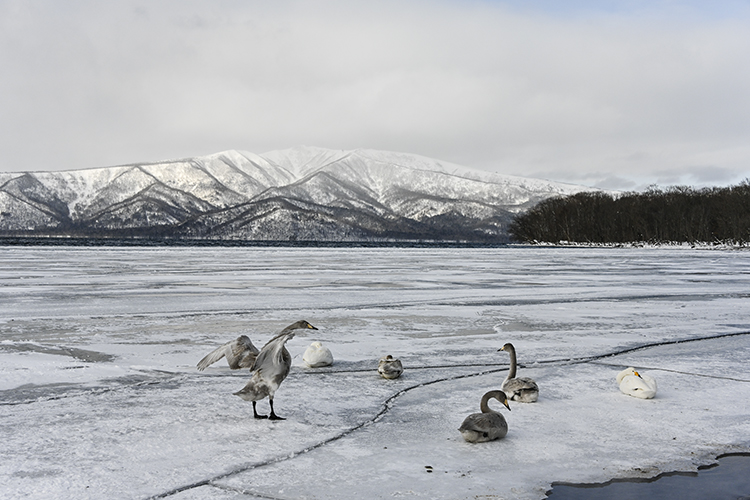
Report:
196,344,227,371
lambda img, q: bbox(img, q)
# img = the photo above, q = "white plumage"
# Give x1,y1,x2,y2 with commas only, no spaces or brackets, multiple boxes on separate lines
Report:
302,341,334,367
617,367,657,399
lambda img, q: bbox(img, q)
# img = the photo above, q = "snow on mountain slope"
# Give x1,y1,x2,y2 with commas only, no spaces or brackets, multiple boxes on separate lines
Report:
0,146,597,241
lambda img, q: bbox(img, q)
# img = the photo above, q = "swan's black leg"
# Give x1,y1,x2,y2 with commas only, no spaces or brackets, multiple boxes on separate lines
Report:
253,401,268,419
268,398,285,420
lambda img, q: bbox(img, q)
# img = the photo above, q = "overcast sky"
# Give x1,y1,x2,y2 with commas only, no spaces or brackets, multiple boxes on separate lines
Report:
1,0,749,191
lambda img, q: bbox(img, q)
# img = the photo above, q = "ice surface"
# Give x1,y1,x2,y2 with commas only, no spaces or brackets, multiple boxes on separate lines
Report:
1,246,749,499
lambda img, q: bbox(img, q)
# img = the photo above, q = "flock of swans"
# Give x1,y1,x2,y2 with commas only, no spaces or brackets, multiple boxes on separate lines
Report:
196,320,657,438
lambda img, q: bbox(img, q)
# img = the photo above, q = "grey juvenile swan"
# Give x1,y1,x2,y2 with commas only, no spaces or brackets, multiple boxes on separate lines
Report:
499,342,539,403
233,320,317,420
459,390,511,443
197,335,259,371
377,355,403,379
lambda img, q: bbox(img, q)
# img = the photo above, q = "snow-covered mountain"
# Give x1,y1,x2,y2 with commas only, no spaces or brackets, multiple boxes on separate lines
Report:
0,146,596,242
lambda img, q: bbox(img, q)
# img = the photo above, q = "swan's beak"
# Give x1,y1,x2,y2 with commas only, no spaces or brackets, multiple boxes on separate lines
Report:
307,324,318,330
634,371,641,377
503,399,511,411
498,347,505,352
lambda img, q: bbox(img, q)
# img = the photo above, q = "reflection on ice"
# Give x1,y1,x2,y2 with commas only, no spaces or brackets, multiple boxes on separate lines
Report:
1,246,749,499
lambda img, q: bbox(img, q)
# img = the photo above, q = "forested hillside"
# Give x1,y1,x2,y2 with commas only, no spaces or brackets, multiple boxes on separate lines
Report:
509,181,750,244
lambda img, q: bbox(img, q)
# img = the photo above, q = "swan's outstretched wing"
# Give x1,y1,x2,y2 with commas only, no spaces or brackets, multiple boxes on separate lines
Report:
229,336,259,369
197,342,231,371
197,335,259,371
252,332,293,383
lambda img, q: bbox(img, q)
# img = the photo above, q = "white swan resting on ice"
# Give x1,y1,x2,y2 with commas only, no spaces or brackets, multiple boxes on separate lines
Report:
458,390,511,443
617,367,657,399
302,341,333,367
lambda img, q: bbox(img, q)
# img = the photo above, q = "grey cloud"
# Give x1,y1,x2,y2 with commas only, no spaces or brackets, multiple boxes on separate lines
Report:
0,0,749,193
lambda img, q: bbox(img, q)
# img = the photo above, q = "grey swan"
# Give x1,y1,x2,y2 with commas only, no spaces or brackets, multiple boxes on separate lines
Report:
233,320,317,420
377,355,403,379
499,343,539,403
459,390,511,443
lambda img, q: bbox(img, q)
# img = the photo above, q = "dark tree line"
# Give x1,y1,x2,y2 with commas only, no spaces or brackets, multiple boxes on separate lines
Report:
509,181,750,244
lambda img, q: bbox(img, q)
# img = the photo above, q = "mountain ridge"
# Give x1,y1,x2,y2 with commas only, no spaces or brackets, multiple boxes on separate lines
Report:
0,146,598,242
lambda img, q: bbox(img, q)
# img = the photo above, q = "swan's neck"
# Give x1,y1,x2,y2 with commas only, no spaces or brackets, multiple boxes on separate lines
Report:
506,347,517,379
479,391,504,413
480,393,494,413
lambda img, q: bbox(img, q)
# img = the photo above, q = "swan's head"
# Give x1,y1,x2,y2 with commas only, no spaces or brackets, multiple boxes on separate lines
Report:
284,320,318,333
494,391,511,411
498,343,514,352
500,395,511,411
616,367,639,384
310,341,323,349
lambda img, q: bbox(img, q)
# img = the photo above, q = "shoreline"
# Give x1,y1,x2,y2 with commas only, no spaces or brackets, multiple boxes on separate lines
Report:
0,235,749,250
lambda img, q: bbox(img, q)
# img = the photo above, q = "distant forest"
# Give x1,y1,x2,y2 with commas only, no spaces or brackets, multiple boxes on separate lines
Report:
509,181,750,244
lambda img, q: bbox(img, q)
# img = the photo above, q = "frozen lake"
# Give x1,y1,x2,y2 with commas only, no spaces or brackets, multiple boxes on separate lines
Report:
1,245,749,499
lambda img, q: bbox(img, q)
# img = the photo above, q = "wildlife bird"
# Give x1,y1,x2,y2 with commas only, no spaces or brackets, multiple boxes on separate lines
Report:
234,320,317,420
196,335,259,371
377,355,403,379
459,390,511,443
302,341,333,368
616,367,657,399
499,342,539,403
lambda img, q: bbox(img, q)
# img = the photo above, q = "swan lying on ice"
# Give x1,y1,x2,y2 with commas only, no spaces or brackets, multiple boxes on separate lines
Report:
197,335,259,371
378,355,403,379
499,343,539,403
234,320,317,420
302,341,333,367
617,367,657,399
459,390,511,443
